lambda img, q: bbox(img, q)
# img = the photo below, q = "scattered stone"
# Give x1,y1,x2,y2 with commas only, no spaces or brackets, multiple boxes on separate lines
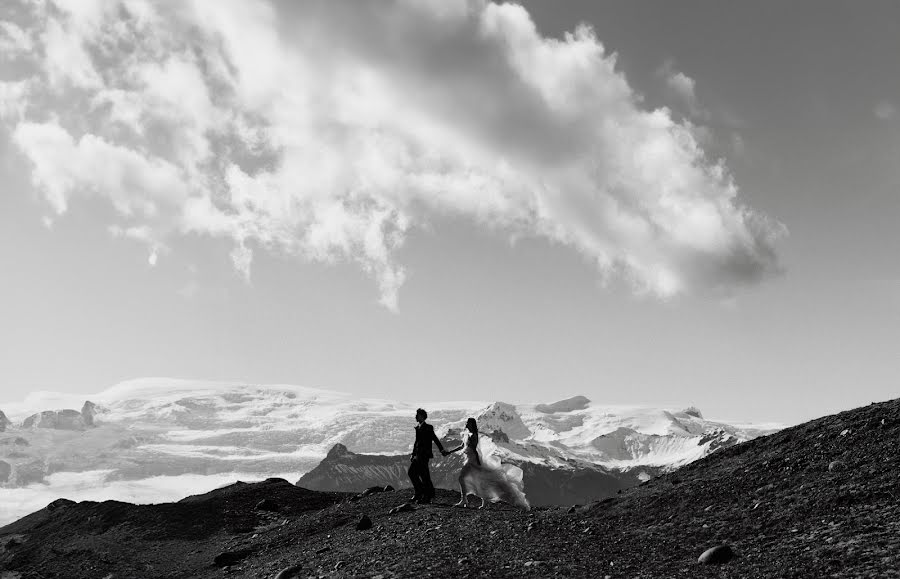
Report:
353,485,394,501
698,545,735,565
356,514,373,530
273,564,303,579
829,460,847,472
255,498,279,512
389,502,416,515
214,548,253,568
334,561,345,571
567,506,577,514
315,546,330,554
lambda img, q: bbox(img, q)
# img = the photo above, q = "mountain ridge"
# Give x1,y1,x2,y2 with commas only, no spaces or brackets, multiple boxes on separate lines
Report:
0,378,778,524
0,396,895,577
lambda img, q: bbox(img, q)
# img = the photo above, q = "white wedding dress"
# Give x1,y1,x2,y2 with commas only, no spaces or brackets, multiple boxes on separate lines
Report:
458,431,530,510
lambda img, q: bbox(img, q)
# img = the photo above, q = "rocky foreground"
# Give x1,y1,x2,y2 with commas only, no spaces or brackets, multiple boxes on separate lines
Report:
2,397,899,578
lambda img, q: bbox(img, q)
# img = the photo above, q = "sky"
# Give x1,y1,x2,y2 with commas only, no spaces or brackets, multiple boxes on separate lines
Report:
0,0,897,425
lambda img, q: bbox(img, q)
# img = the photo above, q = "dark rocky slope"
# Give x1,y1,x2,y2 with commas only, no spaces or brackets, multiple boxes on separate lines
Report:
2,397,899,578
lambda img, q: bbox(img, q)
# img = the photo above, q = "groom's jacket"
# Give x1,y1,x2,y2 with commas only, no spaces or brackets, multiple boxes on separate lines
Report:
411,423,445,460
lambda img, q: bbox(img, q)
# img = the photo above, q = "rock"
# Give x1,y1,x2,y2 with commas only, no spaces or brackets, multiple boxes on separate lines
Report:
0,410,11,432
255,498,279,512
81,401,98,427
214,548,253,567
354,485,390,501
0,460,10,484
22,409,87,430
326,443,351,458
56,409,87,430
46,498,75,511
682,406,704,419
698,545,735,564
489,429,510,443
389,502,416,514
828,460,847,472
334,561,345,570
567,506,577,514
535,396,591,414
273,564,303,578
356,514,373,530
383,484,394,492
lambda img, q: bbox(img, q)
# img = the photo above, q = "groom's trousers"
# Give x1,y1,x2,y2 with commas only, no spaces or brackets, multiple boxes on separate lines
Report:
407,458,434,499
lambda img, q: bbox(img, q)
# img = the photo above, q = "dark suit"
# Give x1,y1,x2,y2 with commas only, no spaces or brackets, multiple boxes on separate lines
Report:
408,422,445,500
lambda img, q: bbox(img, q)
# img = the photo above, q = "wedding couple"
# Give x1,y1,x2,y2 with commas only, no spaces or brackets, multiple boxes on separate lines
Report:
407,408,529,509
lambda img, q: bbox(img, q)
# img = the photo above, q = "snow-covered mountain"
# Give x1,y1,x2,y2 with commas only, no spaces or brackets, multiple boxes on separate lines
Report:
0,379,780,524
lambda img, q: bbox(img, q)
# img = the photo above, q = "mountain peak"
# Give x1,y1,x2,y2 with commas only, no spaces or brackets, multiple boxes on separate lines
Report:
535,395,590,414
475,402,531,440
326,443,351,459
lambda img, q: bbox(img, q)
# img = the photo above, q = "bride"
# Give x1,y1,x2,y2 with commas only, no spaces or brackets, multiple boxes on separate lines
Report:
446,417,529,510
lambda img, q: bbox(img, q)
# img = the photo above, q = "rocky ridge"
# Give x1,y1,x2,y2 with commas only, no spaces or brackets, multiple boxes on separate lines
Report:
298,439,656,506
1,396,897,578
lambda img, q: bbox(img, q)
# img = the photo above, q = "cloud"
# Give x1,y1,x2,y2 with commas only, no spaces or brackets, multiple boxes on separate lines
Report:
0,0,783,307
875,101,897,121
658,60,708,122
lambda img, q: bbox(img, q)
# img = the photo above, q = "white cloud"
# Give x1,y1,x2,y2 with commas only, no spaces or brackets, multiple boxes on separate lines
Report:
1,0,783,307
658,60,708,122
875,101,897,121
0,20,33,56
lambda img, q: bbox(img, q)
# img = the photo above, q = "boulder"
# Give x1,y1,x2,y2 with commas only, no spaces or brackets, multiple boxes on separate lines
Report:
23,411,55,429
828,460,847,472
56,409,87,430
356,514,373,530
698,545,735,564
22,409,87,430
81,401,98,427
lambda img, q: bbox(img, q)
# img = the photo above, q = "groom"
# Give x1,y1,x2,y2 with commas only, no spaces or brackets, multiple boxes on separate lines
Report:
408,408,447,504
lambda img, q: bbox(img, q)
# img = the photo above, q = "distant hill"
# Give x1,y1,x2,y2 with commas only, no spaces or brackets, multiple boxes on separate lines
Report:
1,397,895,577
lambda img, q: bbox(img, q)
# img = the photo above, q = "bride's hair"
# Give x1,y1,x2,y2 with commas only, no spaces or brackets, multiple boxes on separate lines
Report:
465,417,478,436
